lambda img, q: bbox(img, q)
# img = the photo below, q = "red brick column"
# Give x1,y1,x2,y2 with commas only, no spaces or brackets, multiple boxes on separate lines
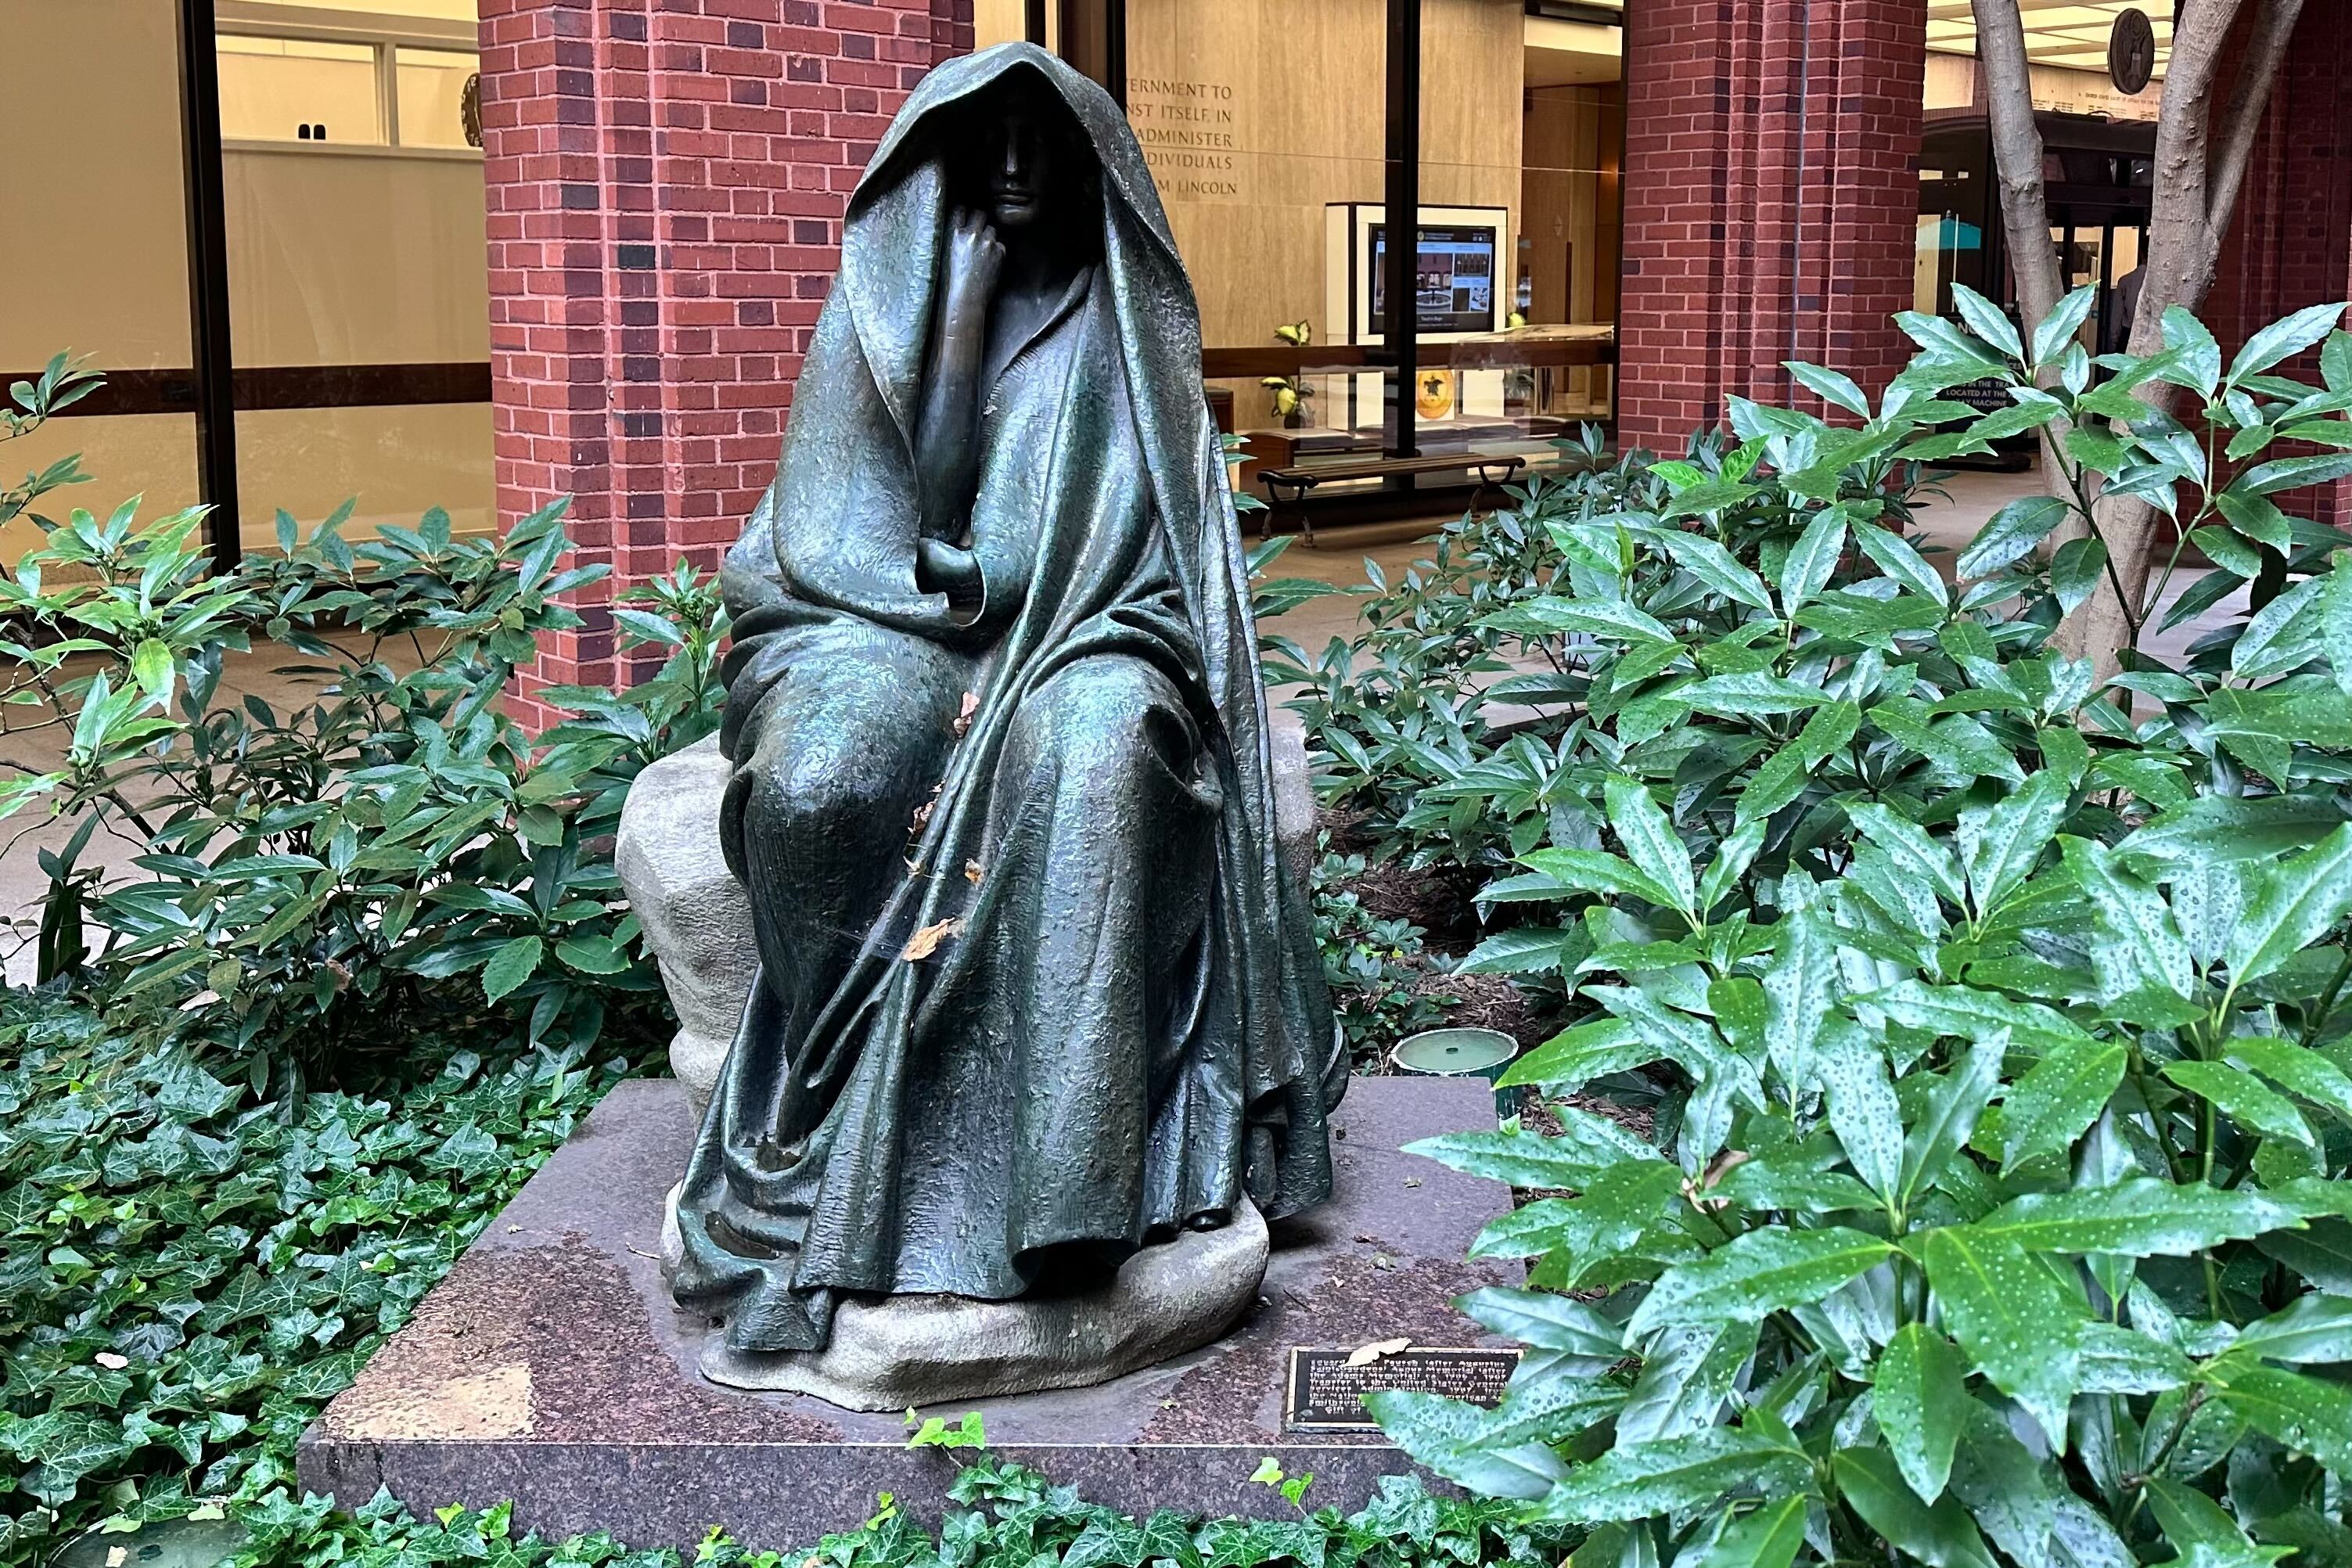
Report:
1616,0,1926,453
2205,7,2352,525
479,0,974,725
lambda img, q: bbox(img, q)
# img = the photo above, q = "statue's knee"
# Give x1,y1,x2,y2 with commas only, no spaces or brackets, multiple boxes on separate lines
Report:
1012,658,1178,773
746,748,869,847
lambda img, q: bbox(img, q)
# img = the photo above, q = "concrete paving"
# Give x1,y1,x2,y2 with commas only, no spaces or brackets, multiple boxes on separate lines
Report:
298,1075,1514,1547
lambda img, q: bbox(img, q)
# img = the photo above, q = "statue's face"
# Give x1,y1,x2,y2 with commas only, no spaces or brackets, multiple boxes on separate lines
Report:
984,107,1053,231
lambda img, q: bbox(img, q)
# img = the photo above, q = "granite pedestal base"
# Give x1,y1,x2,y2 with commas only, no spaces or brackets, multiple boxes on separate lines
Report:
296,1077,1512,1551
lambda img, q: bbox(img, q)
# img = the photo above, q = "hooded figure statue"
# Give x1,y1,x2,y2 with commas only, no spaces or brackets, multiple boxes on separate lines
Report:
667,41,1343,1378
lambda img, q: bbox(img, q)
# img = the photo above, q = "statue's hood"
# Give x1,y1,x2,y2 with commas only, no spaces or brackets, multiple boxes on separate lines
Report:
854,42,1184,272
831,43,1203,485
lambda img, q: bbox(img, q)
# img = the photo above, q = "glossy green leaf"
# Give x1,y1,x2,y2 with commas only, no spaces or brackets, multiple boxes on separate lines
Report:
1952,284,2026,361
1832,1448,1997,1568
1699,1496,1808,1568
1845,802,1967,909
1616,1319,1760,1441
1957,494,2070,581
1867,699,2027,785
1874,1323,1966,1502
1920,1226,2084,1445
1962,771,2072,919
2228,301,2347,385
2231,1291,2352,1365
129,637,174,700
1365,1389,1570,1500
1457,926,1582,977
1822,1034,1904,1202
1520,598,1679,645
1868,978,2091,1052
1629,1225,1894,1336
1537,1426,1813,1524
1973,1178,2302,1257
2076,1321,2194,1394
2227,1037,2352,1122
1712,1153,1883,1214
1778,511,1847,617
2212,1363,2352,1476
1507,847,1684,911
2030,286,2098,369
2159,307,2223,397
1998,1034,2125,1174
2048,535,2106,614
1455,1287,1624,1357
1606,775,1696,913
1761,908,1836,1088
480,935,544,1003
1410,1117,1660,1190
1854,524,1949,608
2225,827,2352,989
2162,1060,2317,1146
1674,674,1831,718
2060,835,2192,1000
1498,1016,1659,1089
2121,796,2349,870
1785,360,1872,418
1650,528,1776,611
1898,1036,2006,1207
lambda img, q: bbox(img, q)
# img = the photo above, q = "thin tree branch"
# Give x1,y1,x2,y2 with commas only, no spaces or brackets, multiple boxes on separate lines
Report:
2128,0,2248,352
2205,0,2305,257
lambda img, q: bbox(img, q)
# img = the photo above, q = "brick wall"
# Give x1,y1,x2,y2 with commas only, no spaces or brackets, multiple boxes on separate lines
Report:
478,0,974,727
2205,5,2352,525
1616,0,1926,454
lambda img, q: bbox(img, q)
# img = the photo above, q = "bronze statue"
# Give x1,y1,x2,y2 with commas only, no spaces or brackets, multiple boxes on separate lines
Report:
666,42,1341,1377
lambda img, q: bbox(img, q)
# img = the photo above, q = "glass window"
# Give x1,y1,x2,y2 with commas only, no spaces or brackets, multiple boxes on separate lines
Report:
1130,0,1624,508
217,15,491,555
1126,0,1392,469
395,48,479,150
2,0,203,578
218,35,383,145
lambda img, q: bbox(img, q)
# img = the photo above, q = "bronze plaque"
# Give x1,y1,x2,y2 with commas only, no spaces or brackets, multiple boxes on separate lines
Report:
1284,1345,1522,1431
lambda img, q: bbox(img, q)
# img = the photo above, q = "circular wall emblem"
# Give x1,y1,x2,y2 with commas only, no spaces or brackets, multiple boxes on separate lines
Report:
2109,9,2156,95
462,71,484,148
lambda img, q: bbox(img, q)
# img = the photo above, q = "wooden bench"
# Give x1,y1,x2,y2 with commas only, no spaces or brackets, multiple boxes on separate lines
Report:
1255,452,1527,544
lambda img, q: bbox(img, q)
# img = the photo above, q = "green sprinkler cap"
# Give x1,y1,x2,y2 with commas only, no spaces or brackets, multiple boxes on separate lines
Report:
1390,1027,1519,1082
52,1517,252,1568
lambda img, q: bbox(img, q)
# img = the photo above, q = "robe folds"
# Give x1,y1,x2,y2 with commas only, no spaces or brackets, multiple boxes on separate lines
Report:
668,42,1343,1355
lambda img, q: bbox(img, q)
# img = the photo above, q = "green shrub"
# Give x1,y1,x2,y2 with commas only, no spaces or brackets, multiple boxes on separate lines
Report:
1310,845,1451,1065
1264,423,1946,879
2,359,727,1077
1368,293,2352,1566
0,989,646,1562
214,1453,1560,1568
0,361,729,1558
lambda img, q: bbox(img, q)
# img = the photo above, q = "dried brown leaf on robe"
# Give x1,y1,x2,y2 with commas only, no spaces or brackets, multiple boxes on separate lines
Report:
901,917,966,962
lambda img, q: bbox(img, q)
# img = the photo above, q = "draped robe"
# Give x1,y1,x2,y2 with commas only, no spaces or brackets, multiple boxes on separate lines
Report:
668,44,1342,1357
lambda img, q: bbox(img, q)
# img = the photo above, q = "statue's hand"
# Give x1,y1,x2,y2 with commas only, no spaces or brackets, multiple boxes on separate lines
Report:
916,536,983,609
944,207,1004,320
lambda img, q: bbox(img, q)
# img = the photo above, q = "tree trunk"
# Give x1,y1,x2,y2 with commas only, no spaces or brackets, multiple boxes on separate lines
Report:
1967,0,2305,671
1969,0,2063,337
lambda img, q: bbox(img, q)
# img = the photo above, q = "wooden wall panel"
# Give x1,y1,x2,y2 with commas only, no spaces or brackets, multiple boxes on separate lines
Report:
1123,0,1523,354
